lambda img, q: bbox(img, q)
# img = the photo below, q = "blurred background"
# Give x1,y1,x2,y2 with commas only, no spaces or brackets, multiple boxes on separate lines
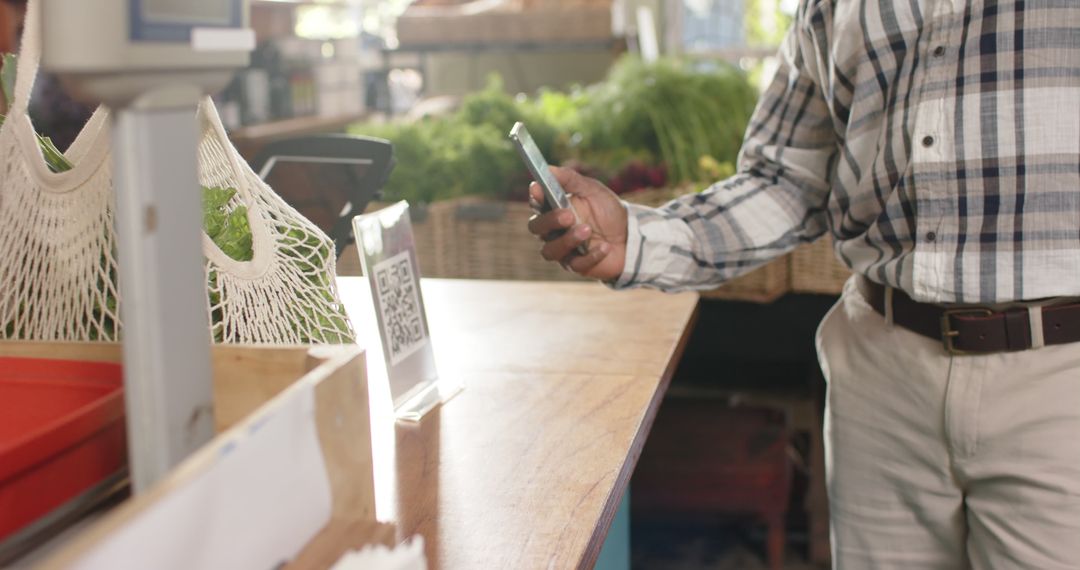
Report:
2,1,841,568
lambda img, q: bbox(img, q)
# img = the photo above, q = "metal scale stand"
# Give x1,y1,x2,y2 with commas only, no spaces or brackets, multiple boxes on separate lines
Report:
41,0,253,492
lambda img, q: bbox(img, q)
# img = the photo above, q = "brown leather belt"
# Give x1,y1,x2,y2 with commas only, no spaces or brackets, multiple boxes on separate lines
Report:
862,279,1080,355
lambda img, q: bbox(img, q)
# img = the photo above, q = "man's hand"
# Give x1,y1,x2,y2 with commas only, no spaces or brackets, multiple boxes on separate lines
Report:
527,166,628,282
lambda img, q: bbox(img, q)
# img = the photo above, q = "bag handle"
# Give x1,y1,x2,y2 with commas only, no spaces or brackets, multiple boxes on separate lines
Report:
198,97,276,279
11,0,41,117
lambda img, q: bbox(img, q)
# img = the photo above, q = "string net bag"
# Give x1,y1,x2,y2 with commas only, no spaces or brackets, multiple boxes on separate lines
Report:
0,0,354,344
197,99,354,344
0,0,119,341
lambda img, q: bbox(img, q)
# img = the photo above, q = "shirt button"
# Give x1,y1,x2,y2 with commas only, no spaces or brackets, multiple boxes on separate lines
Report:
933,45,946,57
926,231,937,242
922,135,935,147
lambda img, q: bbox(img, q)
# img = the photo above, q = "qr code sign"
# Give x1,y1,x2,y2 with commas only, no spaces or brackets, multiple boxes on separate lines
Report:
372,250,427,365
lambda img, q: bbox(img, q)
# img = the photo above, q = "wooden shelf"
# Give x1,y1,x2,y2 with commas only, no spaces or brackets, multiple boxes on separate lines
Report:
387,38,622,54
251,0,364,6
228,113,368,144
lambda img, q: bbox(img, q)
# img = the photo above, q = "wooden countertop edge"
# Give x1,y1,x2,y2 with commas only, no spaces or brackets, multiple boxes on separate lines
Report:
576,294,701,569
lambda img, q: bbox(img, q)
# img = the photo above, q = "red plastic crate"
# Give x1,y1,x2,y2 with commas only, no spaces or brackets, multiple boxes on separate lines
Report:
0,357,126,542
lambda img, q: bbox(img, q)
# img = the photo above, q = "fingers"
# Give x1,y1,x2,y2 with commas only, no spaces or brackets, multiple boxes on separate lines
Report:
549,166,584,193
550,166,601,197
565,241,612,274
527,208,575,238
540,223,591,262
527,182,544,211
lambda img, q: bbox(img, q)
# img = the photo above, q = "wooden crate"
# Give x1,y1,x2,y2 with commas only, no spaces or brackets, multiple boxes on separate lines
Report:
0,342,389,569
634,400,792,516
521,0,612,8
514,7,612,42
396,0,612,45
633,399,793,569
702,259,789,303
397,0,515,46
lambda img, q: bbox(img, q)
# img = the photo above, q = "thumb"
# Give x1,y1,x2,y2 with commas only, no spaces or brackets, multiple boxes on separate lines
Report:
550,165,602,197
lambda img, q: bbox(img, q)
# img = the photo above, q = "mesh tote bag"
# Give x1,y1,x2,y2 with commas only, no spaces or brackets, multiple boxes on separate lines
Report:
0,0,116,341
197,99,354,343
0,0,353,344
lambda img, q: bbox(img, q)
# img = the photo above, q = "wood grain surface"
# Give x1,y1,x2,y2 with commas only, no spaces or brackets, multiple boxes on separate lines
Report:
336,278,699,569
4,279,697,569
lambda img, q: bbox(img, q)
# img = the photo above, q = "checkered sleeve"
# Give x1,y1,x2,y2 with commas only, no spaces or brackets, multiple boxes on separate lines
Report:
613,17,839,292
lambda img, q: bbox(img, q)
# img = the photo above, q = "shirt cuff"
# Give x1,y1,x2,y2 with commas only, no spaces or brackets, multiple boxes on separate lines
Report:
607,201,700,290
609,201,648,289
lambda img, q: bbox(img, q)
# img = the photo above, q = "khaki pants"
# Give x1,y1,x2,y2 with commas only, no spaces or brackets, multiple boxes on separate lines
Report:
815,278,1080,569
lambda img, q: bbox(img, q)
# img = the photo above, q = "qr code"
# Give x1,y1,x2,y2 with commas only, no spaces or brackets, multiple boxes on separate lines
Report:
372,250,427,365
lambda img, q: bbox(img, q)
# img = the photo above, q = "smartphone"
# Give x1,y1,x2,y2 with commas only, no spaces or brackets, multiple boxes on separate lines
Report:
509,122,589,256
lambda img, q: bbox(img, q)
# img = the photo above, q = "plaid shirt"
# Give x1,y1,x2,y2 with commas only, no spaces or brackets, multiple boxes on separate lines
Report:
616,0,1080,303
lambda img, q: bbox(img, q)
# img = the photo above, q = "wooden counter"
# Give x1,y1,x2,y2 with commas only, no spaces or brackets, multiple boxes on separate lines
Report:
7,278,696,569
336,278,699,569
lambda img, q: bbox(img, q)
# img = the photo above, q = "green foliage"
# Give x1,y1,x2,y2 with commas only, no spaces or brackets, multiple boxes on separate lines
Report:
34,133,72,172
350,55,757,200
459,77,548,151
1,53,15,108
202,186,253,262
351,76,547,203
571,56,757,183
275,225,353,344
352,119,520,204
203,189,354,344
534,88,585,133
1,53,74,173
745,0,794,48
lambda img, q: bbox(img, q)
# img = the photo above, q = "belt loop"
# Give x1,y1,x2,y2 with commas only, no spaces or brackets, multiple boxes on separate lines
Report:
1028,306,1045,349
884,286,895,326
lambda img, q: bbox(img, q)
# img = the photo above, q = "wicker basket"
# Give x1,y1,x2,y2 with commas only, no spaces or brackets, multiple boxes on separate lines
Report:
406,200,456,278
429,197,582,281
336,201,444,278
340,198,582,282
701,260,790,303
789,236,850,295
343,192,803,303
336,201,443,278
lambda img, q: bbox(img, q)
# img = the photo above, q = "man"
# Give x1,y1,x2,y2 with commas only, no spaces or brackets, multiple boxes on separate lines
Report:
0,0,23,56
527,1,1080,567
0,0,91,150
0,0,25,117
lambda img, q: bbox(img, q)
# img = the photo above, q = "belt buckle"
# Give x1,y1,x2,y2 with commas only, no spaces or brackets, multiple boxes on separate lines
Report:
940,308,994,355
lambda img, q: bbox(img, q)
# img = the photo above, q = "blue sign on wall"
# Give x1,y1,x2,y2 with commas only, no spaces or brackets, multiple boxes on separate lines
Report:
130,0,243,42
